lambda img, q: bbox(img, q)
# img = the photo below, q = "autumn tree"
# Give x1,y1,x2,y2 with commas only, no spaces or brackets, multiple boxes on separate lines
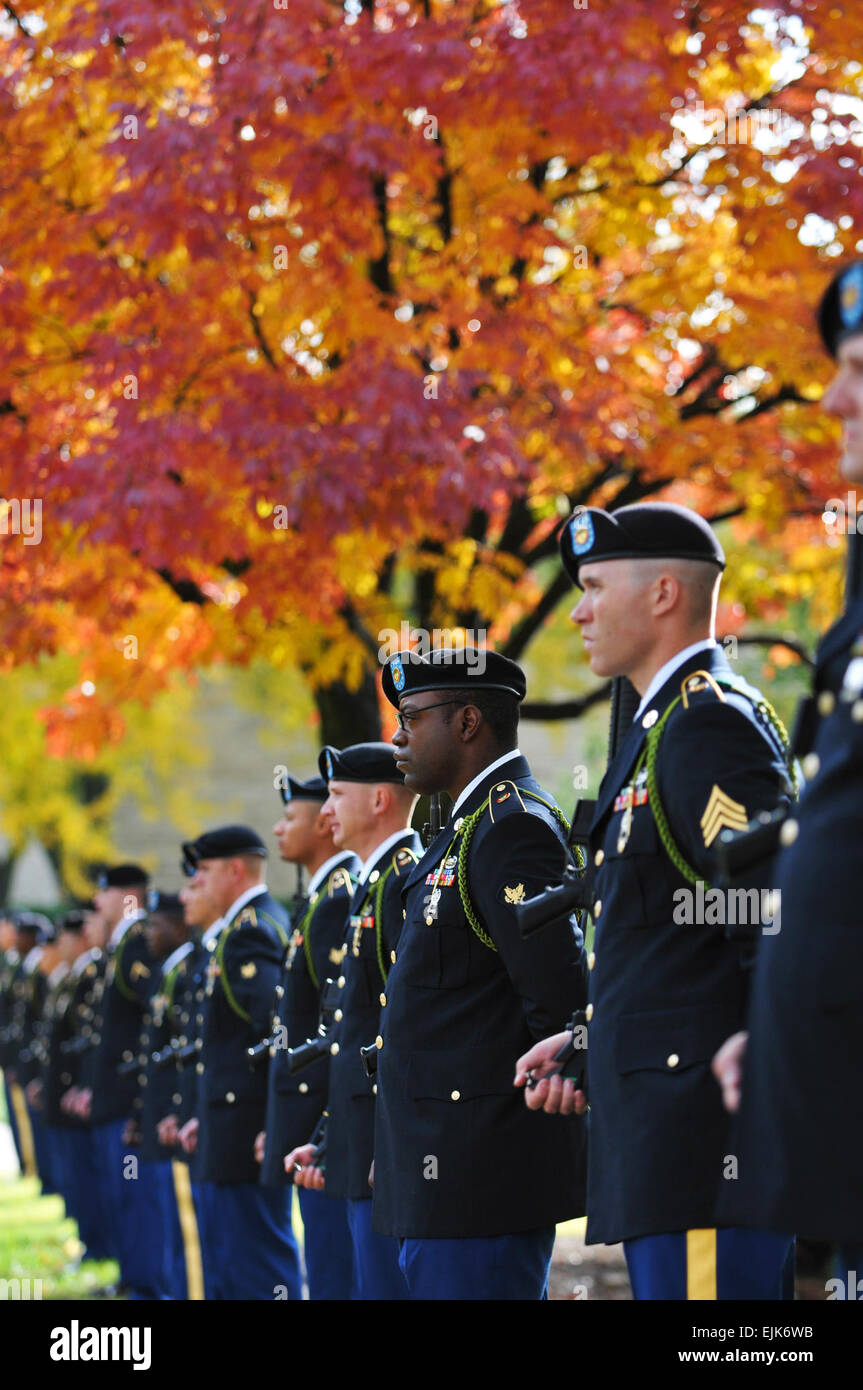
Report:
0,0,860,778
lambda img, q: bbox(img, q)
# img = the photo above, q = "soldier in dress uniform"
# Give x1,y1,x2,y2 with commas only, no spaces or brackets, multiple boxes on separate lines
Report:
254,772,358,1299
25,918,69,1199
714,262,863,1285
6,911,55,1187
126,890,192,1300
285,744,421,1300
517,504,796,1300
39,909,95,1257
58,907,114,1267
164,867,219,1299
178,824,301,1300
78,862,177,1298
371,649,586,1300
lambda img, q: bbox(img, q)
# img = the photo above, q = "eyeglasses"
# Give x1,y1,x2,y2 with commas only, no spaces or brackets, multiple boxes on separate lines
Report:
395,699,464,731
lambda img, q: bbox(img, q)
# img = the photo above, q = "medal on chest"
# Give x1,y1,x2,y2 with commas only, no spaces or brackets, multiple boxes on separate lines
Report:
614,766,649,853
424,853,458,923
285,927,303,972
350,911,375,957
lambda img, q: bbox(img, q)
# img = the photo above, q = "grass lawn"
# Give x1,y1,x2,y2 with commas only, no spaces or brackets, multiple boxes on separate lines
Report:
0,1177,119,1299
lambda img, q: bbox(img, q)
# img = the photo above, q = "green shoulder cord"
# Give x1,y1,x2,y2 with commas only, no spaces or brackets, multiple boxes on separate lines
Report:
373,855,417,986
216,907,291,1021
639,675,796,891
457,791,584,952
301,868,359,990
112,927,138,1004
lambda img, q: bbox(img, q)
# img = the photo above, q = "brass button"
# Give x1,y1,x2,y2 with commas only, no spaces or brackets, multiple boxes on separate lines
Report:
196,1013,204,1025
854,700,863,723
334,1009,343,1022
450,1089,461,1101
779,818,799,848
372,1083,377,1095
496,782,507,790
275,985,284,999
298,1082,309,1094
337,975,345,989
138,1053,147,1066
196,1062,204,1075
642,709,658,728
594,849,605,867
817,690,835,716
453,817,464,832
390,950,397,964
375,1035,383,1049
587,952,596,971
802,752,820,779
172,1093,182,1106
329,1042,339,1056
139,1075,147,1086
195,1038,203,1051
122,1050,133,1063
178,1035,187,1047
593,900,602,918
225,1091,236,1103
369,870,380,884
379,993,386,1007
585,1003,594,1021
402,910,406,920
272,1015,281,1028
667,1053,679,1069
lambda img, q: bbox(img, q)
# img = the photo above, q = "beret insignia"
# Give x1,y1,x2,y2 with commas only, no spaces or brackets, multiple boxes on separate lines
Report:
569,511,595,555
840,263,863,329
390,657,406,692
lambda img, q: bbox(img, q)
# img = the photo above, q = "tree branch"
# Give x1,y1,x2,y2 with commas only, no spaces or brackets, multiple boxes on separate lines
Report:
521,682,612,721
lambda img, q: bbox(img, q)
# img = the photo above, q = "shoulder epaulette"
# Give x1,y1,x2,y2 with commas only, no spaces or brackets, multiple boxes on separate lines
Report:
391,846,419,876
236,906,257,928
326,866,356,897
679,669,727,706
487,779,529,822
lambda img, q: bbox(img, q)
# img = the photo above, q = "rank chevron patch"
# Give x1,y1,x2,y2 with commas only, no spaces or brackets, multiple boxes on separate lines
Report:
700,785,748,848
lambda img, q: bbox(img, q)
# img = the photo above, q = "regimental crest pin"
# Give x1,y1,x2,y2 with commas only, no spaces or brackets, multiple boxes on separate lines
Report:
569,510,594,555
504,883,526,904
391,657,406,691
325,748,334,778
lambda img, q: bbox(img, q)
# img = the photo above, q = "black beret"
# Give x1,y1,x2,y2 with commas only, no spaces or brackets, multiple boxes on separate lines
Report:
381,648,526,707
60,908,88,934
95,863,150,891
318,742,407,785
13,910,55,942
278,773,328,807
560,502,725,588
146,889,184,916
818,261,863,358
182,825,267,867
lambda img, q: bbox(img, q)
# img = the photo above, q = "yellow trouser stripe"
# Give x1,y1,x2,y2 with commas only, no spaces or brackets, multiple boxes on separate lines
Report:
687,1228,717,1300
172,1159,205,1300
7,1081,37,1178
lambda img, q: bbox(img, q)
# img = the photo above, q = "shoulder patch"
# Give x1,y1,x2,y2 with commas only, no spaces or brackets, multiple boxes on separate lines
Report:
488,780,528,823
392,847,419,876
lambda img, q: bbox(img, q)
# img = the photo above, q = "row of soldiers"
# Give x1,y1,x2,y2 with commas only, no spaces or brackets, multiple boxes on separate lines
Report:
2,261,862,1302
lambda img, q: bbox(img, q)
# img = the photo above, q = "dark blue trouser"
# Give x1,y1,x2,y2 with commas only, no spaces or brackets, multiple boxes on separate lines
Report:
623,1228,795,1300
208,1182,302,1301
27,1106,58,1194
346,1197,410,1300
191,1178,220,1300
93,1119,173,1297
297,1187,355,1299
398,1227,555,1300
63,1126,112,1260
